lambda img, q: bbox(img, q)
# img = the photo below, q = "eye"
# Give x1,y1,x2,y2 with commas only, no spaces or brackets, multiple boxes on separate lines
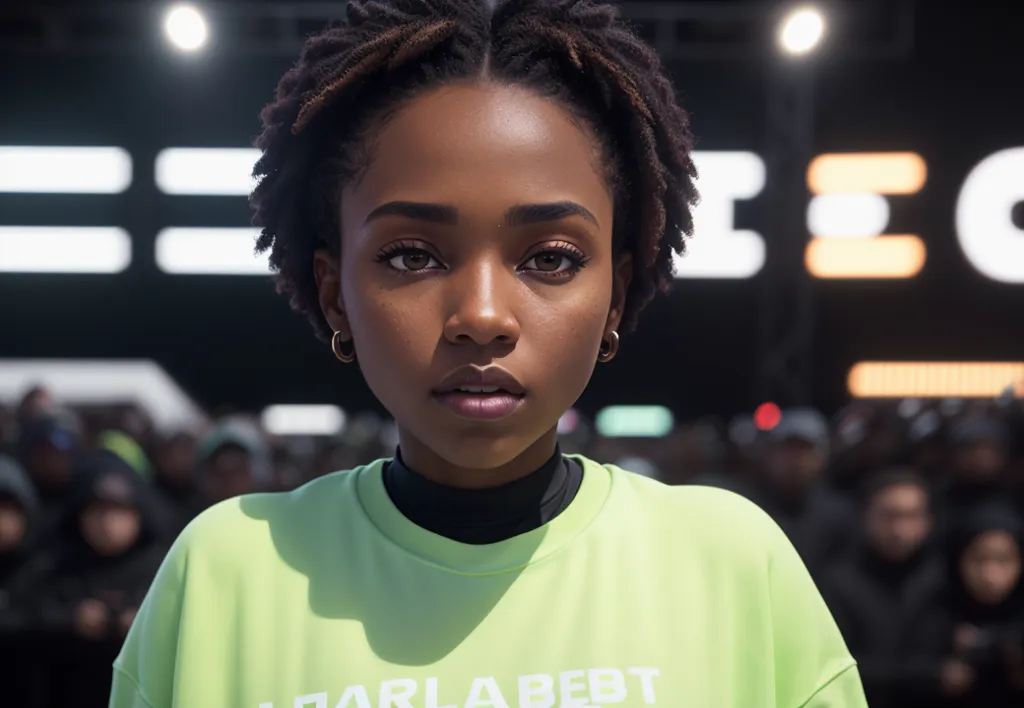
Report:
378,247,444,273
520,247,588,277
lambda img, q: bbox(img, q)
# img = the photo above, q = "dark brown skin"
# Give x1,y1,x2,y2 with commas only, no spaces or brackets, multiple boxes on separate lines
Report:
314,83,631,489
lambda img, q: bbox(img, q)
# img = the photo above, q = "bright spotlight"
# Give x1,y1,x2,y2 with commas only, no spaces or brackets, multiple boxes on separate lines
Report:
778,6,826,56
164,4,208,52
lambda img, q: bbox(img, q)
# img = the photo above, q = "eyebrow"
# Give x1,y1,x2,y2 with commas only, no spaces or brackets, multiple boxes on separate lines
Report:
363,200,599,228
363,201,458,225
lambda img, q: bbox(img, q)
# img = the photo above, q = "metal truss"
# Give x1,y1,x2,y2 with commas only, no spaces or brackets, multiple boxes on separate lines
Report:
0,1,915,60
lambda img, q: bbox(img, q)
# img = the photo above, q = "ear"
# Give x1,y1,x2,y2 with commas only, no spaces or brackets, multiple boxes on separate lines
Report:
313,249,351,338
605,252,633,334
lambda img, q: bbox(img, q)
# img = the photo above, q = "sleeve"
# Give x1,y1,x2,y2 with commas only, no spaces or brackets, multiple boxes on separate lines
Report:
109,530,190,708
800,665,870,708
759,510,870,708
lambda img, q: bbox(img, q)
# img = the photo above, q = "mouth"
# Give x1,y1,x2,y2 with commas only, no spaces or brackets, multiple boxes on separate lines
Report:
431,366,526,421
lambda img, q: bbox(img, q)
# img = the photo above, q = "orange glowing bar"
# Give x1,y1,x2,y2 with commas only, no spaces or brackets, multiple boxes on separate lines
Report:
808,153,927,195
848,362,1024,399
806,235,926,279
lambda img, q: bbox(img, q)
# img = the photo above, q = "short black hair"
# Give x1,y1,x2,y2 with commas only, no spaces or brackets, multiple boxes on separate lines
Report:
251,0,698,341
861,467,930,509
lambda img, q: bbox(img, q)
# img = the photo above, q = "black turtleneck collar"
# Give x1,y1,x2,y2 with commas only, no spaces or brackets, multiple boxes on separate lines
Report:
383,448,583,545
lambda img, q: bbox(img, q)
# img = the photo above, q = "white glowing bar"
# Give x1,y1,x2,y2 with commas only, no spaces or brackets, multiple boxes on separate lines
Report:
0,146,132,193
0,227,131,273
261,405,346,437
155,227,269,274
674,151,766,279
155,148,261,196
807,193,889,238
595,405,674,438
0,359,206,430
956,148,1024,284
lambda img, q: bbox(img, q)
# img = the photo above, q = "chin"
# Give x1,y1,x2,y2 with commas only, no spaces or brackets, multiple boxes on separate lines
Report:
434,433,537,471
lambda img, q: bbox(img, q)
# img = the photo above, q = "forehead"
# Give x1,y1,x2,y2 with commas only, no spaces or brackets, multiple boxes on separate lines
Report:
345,83,612,220
873,482,926,507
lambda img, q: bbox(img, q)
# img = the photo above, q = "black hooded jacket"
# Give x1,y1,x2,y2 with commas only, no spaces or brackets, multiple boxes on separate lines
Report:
0,455,50,707
820,537,949,708
943,503,1024,707
34,450,167,708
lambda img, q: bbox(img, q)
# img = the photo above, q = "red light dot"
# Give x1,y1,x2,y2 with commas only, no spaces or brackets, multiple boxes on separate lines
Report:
754,403,782,431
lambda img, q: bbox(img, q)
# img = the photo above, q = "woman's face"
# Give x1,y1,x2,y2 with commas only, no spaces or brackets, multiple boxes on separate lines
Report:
960,529,1022,605
316,84,628,482
80,501,141,557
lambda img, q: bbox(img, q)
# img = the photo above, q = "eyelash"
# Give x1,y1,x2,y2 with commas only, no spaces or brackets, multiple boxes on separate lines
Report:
374,240,591,279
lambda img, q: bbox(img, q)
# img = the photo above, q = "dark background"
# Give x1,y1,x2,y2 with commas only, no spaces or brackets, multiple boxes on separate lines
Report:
1,0,1021,420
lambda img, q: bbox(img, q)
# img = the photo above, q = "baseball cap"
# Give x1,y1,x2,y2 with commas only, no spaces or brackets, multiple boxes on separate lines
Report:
771,408,830,451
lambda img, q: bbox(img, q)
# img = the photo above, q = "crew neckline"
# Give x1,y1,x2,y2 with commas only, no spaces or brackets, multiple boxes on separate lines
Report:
355,456,612,575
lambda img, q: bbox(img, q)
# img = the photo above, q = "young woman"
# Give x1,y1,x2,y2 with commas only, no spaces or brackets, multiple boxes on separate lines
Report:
940,503,1024,705
111,1,866,706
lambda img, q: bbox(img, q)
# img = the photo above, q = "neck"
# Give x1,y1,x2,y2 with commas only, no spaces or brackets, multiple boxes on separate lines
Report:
396,426,560,489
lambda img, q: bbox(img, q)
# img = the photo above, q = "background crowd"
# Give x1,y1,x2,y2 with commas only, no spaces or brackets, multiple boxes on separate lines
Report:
1,386,1023,707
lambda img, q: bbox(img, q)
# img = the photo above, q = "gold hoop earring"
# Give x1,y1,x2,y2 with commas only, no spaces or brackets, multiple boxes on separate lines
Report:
331,331,356,363
598,331,620,363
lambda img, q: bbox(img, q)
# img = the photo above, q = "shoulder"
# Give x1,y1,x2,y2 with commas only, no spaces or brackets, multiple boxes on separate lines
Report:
593,460,790,561
172,466,367,569
610,463,780,527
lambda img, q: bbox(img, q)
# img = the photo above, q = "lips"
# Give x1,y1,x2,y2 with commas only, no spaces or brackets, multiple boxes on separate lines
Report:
432,366,526,396
432,366,526,421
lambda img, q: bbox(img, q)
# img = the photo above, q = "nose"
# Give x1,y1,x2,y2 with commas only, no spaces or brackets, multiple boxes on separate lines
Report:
442,258,521,348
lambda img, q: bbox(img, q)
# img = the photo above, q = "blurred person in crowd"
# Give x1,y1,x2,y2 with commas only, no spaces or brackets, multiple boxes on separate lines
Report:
905,408,946,485
36,450,166,708
755,407,858,577
937,418,1012,533
940,503,1024,705
828,404,909,496
195,418,271,507
150,431,201,537
16,385,56,424
821,470,948,708
111,2,866,706
271,446,304,492
724,413,763,491
17,410,80,531
0,456,48,707
654,420,744,493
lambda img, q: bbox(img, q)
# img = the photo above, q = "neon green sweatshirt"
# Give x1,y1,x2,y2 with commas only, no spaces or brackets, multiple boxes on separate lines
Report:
110,457,867,708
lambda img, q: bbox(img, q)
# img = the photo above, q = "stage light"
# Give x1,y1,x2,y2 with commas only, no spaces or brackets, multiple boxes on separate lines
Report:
0,227,131,273
595,406,674,438
261,405,346,437
673,151,766,279
164,4,208,52
806,235,926,278
155,148,260,195
754,403,782,431
956,147,1024,284
848,362,1024,399
155,227,269,275
778,6,826,56
0,146,131,194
